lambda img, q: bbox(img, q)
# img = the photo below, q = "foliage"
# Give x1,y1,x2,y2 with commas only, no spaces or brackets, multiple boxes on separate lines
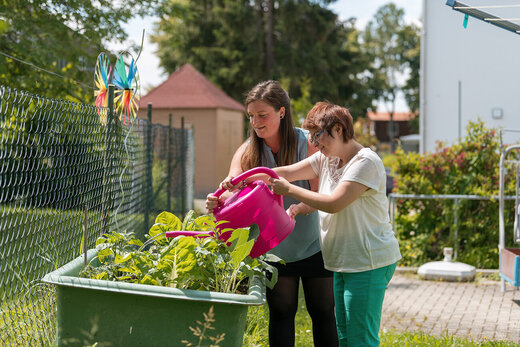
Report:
0,0,158,103
79,210,279,293
399,22,421,133
354,116,379,150
381,152,397,170
284,76,314,126
152,0,374,115
392,120,517,268
362,3,421,140
151,156,169,212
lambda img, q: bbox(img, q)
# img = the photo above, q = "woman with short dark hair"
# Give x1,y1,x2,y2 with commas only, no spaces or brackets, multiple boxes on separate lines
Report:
269,101,401,347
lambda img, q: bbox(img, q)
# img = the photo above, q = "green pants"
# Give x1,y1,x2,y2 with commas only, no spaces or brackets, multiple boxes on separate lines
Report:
334,262,397,347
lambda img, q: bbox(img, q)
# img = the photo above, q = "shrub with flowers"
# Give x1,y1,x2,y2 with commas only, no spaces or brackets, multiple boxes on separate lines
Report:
392,119,518,268
354,117,379,150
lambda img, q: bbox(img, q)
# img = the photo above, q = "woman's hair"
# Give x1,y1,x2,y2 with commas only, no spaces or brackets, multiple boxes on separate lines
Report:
302,101,354,143
241,80,296,170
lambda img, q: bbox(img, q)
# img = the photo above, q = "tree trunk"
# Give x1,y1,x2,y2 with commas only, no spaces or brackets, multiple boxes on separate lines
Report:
265,0,274,76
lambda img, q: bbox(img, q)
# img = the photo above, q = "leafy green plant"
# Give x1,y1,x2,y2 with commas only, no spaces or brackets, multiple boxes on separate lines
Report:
392,119,518,268
79,210,279,294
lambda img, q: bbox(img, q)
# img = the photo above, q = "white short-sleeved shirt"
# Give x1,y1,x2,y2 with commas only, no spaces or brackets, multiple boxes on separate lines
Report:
308,148,401,272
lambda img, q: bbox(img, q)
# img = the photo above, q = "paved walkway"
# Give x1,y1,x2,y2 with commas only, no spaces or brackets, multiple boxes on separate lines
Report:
381,271,520,344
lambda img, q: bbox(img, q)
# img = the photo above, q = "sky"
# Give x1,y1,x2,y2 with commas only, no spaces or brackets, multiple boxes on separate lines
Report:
110,0,423,110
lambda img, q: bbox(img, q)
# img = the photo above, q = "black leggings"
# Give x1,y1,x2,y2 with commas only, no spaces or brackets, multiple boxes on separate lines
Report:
266,275,338,347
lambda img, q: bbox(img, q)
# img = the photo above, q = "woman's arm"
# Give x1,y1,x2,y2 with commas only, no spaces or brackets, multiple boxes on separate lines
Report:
237,155,318,186
227,141,248,178
273,157,317,183
271,178,368,214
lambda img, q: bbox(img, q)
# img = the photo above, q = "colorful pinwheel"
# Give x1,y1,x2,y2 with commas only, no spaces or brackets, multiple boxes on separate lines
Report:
93,52,140,125
94,53,111,108
113,54,140,124
94,53,112,125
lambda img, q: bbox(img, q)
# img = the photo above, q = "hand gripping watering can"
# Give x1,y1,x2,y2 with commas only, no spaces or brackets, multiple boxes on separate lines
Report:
166,167,295,258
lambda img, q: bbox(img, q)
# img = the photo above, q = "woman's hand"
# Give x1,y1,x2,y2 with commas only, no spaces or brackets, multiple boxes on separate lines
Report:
286,204,300,219
269,176,291,195
205,193,222,213
207,175,242,213
219,175,241,192
286,203,316,219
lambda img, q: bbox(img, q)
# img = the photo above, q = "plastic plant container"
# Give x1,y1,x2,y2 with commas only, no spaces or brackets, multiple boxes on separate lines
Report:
500,248,520,286
42,250,265,347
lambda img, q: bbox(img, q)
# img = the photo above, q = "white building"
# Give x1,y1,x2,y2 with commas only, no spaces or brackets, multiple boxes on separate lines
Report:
420,0,520,153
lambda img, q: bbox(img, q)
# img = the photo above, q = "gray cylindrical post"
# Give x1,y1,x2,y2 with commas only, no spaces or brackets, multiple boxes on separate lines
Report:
453,198,459,261
144,103,153,239
181,117,186,218
84,204,88,266
101,84,115,236
168,114,173,212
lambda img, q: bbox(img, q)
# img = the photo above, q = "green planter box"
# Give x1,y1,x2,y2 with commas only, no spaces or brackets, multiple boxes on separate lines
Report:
42,250,266,347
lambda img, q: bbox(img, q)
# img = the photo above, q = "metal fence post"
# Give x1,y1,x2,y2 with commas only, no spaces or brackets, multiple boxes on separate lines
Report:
144,103,153,238
101,84,115,236
181,117,186,218
453,198,459,260
168,114,172,212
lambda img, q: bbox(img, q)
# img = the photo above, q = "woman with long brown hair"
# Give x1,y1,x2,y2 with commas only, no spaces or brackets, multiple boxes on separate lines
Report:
206,81,338,347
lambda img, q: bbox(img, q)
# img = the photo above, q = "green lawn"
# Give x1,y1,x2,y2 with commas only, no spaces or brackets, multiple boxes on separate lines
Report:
0,283,55,346
2,280,518,346
243,284,520,347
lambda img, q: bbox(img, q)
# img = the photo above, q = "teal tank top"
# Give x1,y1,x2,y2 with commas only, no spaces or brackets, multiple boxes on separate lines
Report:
261,127,321,262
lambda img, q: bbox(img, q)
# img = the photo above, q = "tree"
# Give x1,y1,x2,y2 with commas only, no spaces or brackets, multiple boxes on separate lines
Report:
152,0,373,114
362,3,420,147
274,2,373,115
399,22,421,133
0,0,158,103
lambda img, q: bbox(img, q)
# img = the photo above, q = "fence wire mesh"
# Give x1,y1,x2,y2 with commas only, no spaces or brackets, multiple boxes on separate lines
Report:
0,85,194,346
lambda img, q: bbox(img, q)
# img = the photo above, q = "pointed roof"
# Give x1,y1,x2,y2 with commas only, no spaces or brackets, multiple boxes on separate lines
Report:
139,63,244,111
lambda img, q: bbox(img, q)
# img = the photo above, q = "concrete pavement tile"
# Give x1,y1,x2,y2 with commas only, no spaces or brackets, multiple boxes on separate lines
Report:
382,273,520,343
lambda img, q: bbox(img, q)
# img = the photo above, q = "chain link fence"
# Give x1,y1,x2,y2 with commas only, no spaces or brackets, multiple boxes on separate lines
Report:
0,85,194,346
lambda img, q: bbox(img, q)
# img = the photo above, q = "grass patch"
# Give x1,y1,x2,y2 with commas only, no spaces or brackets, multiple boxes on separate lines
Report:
1,206,147,345
380,330,520,346
244,282,519,347
0,283,55,346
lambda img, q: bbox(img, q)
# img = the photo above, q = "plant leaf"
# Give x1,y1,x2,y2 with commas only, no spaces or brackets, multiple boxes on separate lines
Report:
97,248,113,263
149,211,182,239
227,228,254,269
114,252,132,264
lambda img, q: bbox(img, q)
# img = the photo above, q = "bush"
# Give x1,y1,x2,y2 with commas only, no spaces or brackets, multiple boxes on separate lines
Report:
392,119,517,268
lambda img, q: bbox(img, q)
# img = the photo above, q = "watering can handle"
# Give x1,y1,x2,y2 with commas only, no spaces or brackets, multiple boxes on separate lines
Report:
213,166,283,205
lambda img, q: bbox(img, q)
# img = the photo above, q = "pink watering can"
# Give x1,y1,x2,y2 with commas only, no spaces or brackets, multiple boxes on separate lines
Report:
166,167,295,258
